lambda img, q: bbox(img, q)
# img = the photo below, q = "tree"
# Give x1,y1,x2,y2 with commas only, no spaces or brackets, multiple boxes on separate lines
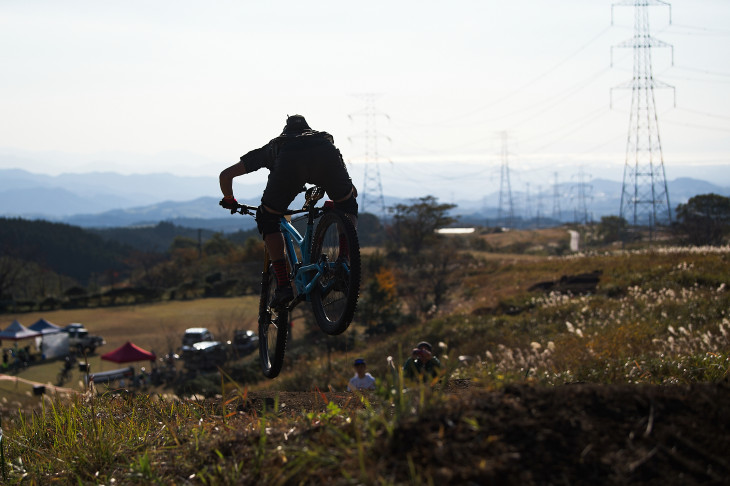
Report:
674,193,730,246
387,196,457,255
596,215,628,244
203,233,237,256
397,247,471,318
359,266,403,335
357,213,386,247
170,236,198,251
0,253,24,299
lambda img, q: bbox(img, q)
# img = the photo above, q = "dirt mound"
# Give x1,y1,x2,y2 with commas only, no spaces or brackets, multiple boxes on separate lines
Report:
387,382,730,485
242,382,730,485
528,270,603,294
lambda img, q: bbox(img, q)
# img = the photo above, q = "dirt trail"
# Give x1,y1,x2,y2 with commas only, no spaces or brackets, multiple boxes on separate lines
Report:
242,381,730,485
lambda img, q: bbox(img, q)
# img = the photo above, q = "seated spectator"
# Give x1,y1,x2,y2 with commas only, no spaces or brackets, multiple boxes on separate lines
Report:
348,358,376,391
403,341,441,381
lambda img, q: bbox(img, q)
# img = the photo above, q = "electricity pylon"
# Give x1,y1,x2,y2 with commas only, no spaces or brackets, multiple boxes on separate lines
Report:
348,94,389,217
496,131,515,228
572,166,592,224
552,172,562,222
611,0,674,230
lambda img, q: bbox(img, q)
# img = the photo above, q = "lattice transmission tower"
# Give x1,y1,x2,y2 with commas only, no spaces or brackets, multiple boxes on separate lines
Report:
611,0,674,229
496,131,515,228
552,172,562,222
572,166,592,224
348,94,389,217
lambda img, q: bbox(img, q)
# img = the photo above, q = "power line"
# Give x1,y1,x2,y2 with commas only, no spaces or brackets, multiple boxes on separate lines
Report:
391,26,614,128
673,65,730,78
669,23,730,37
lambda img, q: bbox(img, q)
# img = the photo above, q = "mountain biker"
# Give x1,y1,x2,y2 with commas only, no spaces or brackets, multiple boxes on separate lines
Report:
219,114,358,308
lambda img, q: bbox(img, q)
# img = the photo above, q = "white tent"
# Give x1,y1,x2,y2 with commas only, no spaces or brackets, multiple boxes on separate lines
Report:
29,318,62,334
0,320,40,341
39,332,69,360
27,318,67,359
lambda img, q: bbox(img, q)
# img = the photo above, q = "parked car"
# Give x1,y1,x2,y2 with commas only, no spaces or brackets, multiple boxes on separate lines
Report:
182,341,227,371
230,329,258,357
181,327,214,353
61,323,106,355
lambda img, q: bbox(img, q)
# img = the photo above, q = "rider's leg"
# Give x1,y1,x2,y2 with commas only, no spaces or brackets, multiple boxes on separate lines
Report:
333,190,358,260
264,232,289,288
257,205,293,307
264,231,285,261
334,188,358,228
260,204,286,265
258,150,303,284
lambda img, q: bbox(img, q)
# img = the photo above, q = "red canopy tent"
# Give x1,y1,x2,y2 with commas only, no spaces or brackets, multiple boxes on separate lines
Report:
101,341,156,363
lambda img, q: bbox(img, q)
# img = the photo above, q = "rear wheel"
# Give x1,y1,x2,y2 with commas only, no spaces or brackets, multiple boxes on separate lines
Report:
310,210,361,335
258,264,289,378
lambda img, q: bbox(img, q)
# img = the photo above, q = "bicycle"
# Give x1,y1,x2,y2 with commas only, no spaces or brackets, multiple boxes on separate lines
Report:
223,186,361,378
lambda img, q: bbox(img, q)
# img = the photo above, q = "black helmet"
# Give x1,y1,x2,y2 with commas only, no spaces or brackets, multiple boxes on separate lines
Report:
282,114,311,135
416,341,433,352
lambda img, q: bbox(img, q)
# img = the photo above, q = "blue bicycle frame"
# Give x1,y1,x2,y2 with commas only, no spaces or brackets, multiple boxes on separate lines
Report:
279,214,320,303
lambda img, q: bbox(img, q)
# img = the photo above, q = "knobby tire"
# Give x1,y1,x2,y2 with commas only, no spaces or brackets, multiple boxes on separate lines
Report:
310,209,361,335
258,264,288,378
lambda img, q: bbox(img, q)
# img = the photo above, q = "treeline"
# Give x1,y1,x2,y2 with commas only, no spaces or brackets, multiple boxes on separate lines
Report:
0,218,133,283
3,192,728,315
0,212,387,312
89,222,225,253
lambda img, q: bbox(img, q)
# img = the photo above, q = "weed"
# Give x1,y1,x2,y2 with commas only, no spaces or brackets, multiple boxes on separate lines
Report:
1,245,728,483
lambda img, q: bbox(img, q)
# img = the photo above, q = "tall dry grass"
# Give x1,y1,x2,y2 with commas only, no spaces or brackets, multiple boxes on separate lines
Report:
1,244,728,483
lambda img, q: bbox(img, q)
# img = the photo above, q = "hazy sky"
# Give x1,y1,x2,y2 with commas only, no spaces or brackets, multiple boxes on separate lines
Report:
1,0,729,198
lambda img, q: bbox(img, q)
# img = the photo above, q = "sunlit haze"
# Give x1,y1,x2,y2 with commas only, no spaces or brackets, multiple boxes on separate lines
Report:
1,0,729,200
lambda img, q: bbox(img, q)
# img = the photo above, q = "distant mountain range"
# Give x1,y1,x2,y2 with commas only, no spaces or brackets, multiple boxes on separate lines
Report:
1,168,729,231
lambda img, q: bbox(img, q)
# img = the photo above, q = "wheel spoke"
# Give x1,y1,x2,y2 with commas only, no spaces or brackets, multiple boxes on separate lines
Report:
258,266,288,378
310,211,361,335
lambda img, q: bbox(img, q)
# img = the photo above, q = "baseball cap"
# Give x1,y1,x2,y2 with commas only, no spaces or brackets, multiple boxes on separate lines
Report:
354,358,366,365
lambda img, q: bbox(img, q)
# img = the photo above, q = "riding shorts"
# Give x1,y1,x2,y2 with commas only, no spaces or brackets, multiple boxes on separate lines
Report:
258,140,356,235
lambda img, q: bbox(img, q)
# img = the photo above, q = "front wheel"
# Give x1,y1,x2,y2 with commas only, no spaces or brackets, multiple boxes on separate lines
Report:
258,264,289,378
310,210,361,335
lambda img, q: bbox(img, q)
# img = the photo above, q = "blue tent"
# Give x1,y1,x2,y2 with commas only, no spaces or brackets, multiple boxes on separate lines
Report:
29,318,62,335
0,320,40,341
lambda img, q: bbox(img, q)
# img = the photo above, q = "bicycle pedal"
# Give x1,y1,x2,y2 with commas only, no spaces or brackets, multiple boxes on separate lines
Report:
269,286,294,309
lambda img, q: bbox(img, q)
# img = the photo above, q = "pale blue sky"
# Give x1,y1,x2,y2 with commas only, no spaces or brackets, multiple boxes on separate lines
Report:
1,0,729,197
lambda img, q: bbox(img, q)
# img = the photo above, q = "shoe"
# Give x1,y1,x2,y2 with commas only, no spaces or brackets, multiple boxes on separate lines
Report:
270,286,294,309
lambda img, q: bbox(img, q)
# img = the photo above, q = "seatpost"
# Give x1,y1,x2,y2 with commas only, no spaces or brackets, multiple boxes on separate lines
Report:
307,206,317,226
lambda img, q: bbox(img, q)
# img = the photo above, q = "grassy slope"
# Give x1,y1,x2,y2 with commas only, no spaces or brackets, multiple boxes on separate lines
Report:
1,231,729,484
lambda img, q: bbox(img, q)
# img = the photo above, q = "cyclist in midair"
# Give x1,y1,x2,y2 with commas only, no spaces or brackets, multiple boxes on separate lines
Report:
220,114,358,308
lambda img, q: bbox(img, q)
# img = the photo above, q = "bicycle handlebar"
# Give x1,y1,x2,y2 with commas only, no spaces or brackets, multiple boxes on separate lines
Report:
221,185,327,217
221,202,310,217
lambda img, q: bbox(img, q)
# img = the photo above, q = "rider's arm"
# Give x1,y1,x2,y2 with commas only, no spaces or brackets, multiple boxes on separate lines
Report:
219,144,275,197
219,161,247,197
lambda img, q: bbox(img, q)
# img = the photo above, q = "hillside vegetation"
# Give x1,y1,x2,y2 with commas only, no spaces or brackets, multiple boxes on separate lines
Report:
1,235,728,484
0,213,385,310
